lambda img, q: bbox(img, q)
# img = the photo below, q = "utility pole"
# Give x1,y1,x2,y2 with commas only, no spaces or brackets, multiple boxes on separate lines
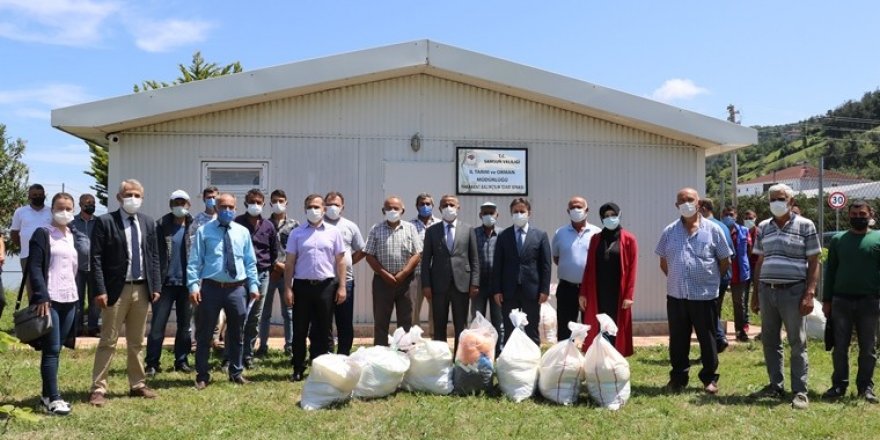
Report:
727,105,741,208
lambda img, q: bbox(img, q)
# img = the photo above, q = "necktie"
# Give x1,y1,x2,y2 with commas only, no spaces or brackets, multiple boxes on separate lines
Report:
129,216,142,279
221,224,238,278
446,223,454,252
516,228,525,255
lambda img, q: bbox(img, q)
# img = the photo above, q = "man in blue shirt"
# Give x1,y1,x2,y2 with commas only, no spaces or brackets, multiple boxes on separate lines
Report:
656,188,733,395
188,193,260,389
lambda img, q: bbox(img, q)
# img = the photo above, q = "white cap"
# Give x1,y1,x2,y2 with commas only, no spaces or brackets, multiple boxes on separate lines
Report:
480,201,497,208
169,189,190,201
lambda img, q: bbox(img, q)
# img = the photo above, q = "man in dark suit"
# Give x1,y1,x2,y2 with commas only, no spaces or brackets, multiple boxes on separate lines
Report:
422,194,480,352
88,179,161,407
493,197,552,345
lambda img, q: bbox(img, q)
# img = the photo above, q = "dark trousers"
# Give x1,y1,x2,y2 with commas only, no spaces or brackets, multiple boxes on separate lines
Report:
556,280,582,341
667,296,719,386
309,280,356,357
40,301,76,400
371,275,413,346
146,285,192,369
431,286,470,354
831,296,880,392
730,282,750,333
471,284,504,350
715,277,730,343
501,287,540,346
195,283,246,382
293,278,336,372
75,270,100,332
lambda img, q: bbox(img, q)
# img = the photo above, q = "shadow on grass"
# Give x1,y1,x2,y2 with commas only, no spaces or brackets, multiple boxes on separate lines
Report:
690,393,789,407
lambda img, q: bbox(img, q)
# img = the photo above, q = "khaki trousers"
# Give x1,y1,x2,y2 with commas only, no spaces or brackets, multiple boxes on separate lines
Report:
91,283,150,393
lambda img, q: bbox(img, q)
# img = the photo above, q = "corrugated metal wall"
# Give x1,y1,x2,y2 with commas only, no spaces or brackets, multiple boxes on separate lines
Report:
112,74,703,324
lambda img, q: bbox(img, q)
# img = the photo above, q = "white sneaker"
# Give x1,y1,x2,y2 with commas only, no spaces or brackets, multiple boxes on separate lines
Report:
41,397,72,416
791,392,809,410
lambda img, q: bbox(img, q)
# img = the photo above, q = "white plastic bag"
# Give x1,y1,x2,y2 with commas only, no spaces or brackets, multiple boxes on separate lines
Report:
401,326,454,395
538,322,589,405
453,312,499,395
300,354,363,410
539,302,558,344
497,309,541,402
583,314,631,410
350,346,411,399
805,298,826,340
391,326,421,352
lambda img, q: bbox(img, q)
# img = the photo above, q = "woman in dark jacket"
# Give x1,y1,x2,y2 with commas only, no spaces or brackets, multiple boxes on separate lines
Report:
29,192,80,415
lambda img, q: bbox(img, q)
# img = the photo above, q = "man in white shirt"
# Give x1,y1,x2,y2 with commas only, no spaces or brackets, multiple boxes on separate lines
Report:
10,183,53,293
551,196,600,340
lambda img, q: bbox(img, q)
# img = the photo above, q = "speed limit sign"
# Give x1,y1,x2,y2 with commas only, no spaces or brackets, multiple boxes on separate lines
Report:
828,191,847,210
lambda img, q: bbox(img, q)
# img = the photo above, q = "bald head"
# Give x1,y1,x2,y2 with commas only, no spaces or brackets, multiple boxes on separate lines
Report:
568,196,587,210
676,188,699,205
217,193,237,210
383,196,404,213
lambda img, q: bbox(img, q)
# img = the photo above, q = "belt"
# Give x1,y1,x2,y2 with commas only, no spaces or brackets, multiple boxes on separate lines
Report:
294,278,335,286
125,279,146,285
559,279,581,289
761,280,804,289
203,278,245,289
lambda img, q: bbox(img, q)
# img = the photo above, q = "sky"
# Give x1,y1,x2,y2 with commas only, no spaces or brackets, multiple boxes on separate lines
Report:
1,0,879,212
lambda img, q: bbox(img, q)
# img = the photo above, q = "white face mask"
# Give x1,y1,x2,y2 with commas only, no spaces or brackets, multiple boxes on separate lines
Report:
769,201,789,218
602,216,620,230
568,208,587,223
512,212,529,228
385,209,401,223
246,204,263,217
172,206,188,218
743,219,756,229
441,206,458,222
481,215,496,227
678,202,697,218
271,202,287,215
122,196,142,214
53,210,74,226
306,208,323,224
325,205,342,220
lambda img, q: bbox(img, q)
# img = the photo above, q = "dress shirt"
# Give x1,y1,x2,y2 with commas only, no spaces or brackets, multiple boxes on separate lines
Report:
187,219,260,293
46,226,79,303
364,220,422,274
286,222,345,280
655,218,733,301
124,213,145,281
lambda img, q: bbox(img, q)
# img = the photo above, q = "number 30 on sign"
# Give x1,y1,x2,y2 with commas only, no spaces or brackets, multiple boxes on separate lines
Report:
828,191,847,210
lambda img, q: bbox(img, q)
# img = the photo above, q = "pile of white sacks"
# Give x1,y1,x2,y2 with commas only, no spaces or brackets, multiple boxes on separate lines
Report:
300,311,631,411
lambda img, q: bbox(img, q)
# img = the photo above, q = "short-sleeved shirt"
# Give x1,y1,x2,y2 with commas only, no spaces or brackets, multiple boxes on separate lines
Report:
655,218,734,301
187,211,216,252
46,226,78,303
753,214,821,283
10,205,52,259
411,216,438,276
286,222,345,280
365,220,423,274
551,223,600,283
325,216,366,282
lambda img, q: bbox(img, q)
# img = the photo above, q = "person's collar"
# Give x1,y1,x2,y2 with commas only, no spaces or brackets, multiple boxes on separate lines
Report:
444,218,458,228
385,220,401,229
307,221,325,229
519,223,530,234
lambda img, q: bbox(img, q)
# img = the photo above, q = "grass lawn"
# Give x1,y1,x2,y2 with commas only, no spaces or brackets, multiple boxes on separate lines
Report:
2,290,878,439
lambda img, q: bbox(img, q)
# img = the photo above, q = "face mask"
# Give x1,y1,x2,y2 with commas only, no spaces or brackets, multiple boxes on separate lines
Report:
205,198,216,209
82,205,96,215
441,206,457,222
568,208,587,223
271,202,287,215
850,217,870,231
31,196,46,208
122,196,142,214
218,209,235,225
246,204,263,217
306,208,323,224
172,206,188,218
418,205,433,218
602,216,620,230
721,216,735,227
743,219,756,229
53,210,74,226
385,209,401,223
512,212,529,228
481,215,496,227
678,202,697,218
325,205,342,220
769,201,789,218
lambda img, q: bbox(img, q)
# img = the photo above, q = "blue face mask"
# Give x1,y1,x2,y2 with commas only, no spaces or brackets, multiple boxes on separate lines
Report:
218,209,235,225
721,216,736,227
418,205,433,218
205,198,216,209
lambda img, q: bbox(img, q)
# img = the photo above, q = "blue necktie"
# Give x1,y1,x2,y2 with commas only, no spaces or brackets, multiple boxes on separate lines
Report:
516,228,525,255
129,216,142,279
446,223,454,252
221,224,238,278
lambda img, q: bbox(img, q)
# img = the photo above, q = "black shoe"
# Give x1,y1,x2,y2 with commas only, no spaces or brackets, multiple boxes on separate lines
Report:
735,331,750,342
291,371,305,382
860,388,879,404
145,366,159,378
173,363,193,373
254,347,268,358
822,386,847,400
750,384,785,399
717,340,729,353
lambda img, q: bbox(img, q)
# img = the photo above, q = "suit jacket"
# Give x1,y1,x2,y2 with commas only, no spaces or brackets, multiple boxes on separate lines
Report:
91,209,161,305
492,224,552,300
421,220,479,294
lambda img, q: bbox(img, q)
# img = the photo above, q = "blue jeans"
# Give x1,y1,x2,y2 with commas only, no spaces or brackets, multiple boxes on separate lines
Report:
831,296,880,391
146,285,192,368
41,301,76,400
242,270,270,362
196,283,247,382
259,276,293,352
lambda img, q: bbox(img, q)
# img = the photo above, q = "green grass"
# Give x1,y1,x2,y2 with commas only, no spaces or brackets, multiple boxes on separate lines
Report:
2,289,879,439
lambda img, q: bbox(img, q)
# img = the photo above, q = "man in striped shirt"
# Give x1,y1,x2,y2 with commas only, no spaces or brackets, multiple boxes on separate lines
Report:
750,183,821,410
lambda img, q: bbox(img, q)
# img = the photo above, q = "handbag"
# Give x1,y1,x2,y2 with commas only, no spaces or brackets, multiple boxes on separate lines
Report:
12,263,52,343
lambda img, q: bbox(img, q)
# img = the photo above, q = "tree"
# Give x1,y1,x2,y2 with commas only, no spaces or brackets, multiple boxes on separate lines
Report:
0,124,29,255
86,51,243,204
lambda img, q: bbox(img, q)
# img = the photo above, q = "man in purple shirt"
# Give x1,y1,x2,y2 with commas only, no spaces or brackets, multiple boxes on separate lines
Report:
234,188,277,368
284,194,347,381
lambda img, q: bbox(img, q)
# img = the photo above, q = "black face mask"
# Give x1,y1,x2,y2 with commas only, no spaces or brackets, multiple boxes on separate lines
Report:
30,196,46,207
850,217,870,231
82,205,96,215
